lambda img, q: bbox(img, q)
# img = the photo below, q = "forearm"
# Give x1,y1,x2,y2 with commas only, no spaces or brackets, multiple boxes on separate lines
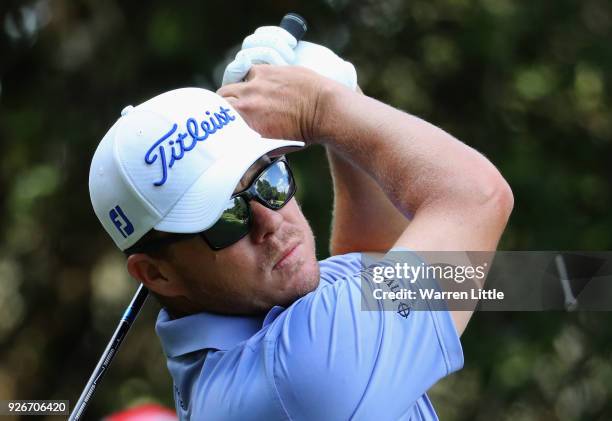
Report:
314,82,509,225
327,147,408,255
325,86,410,255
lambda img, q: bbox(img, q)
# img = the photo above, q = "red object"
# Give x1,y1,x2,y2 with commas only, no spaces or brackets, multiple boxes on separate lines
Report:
104,403,178,421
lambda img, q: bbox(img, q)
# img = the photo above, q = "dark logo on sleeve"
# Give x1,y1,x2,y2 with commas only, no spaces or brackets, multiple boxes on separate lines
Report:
397,303,411,318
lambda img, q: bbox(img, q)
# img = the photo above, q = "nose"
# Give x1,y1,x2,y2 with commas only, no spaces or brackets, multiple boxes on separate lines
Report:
249,200,284,243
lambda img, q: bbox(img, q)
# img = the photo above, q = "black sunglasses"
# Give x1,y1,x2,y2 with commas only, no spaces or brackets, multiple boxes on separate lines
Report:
125,157,296,254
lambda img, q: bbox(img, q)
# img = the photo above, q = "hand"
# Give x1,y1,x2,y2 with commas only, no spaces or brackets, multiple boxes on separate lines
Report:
222,26,297,86
222,26,357,90
218,64,333,144
292,41,357,91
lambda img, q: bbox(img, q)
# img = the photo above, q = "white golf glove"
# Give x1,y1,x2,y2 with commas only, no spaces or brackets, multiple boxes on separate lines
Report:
222,26,358,91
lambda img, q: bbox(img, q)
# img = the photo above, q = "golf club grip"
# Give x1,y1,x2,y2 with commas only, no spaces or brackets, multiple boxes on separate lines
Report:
280,13,308,41
69,285,148,421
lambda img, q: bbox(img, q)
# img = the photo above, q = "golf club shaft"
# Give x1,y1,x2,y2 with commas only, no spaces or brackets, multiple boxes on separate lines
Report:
69,284,148,421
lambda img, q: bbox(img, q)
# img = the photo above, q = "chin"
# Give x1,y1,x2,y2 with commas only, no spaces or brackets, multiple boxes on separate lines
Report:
289,258,321,301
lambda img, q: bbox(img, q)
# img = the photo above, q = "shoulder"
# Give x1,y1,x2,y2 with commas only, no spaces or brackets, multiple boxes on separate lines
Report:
262,249,464,419
318,252,364,287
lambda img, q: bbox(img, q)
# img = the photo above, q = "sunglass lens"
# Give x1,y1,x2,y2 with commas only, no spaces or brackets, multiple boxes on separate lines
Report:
255,161,295,209
204,197,250,249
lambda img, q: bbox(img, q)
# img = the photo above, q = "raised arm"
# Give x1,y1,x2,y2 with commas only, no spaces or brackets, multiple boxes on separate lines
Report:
316,82,513,253
327,145,409,255
318,77,513,334
218,65,513,334
325,88,411,256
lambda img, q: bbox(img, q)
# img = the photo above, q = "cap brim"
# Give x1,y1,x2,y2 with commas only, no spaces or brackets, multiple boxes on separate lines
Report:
154,138,304,233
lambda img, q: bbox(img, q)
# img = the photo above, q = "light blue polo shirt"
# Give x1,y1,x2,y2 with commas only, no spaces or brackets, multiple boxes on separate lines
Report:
156,251,464,420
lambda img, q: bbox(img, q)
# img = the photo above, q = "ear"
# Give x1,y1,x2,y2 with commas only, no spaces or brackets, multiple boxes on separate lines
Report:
126,253,185,297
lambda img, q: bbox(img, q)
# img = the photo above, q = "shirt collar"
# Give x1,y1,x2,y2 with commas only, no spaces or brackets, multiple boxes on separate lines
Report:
156,308,267,358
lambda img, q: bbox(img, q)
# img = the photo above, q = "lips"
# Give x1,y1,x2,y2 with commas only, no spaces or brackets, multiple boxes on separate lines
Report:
273,243,300,270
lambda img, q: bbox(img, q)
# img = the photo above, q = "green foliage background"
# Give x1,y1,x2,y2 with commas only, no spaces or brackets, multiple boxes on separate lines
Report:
1,0,611,419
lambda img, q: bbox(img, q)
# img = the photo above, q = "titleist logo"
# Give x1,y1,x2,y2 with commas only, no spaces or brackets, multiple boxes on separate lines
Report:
144,106,236,186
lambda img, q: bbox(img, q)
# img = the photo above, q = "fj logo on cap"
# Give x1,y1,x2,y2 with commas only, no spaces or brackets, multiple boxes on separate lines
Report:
144,106,236,187
109,205,134,238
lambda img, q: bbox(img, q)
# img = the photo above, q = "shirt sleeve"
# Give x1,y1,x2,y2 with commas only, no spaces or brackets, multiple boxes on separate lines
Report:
268,251,464,421
317,252,364,288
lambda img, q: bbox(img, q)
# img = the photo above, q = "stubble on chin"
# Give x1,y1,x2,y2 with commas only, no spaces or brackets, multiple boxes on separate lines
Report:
272,246,321,307
288,255,321,302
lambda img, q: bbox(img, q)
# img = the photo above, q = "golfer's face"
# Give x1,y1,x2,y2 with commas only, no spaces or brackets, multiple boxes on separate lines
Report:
168,157,320,314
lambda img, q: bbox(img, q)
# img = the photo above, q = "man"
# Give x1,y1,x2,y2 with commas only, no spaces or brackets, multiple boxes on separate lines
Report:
89,25,513,420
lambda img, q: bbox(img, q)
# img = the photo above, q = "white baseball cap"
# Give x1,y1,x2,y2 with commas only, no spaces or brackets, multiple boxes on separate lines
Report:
89,87,304,251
